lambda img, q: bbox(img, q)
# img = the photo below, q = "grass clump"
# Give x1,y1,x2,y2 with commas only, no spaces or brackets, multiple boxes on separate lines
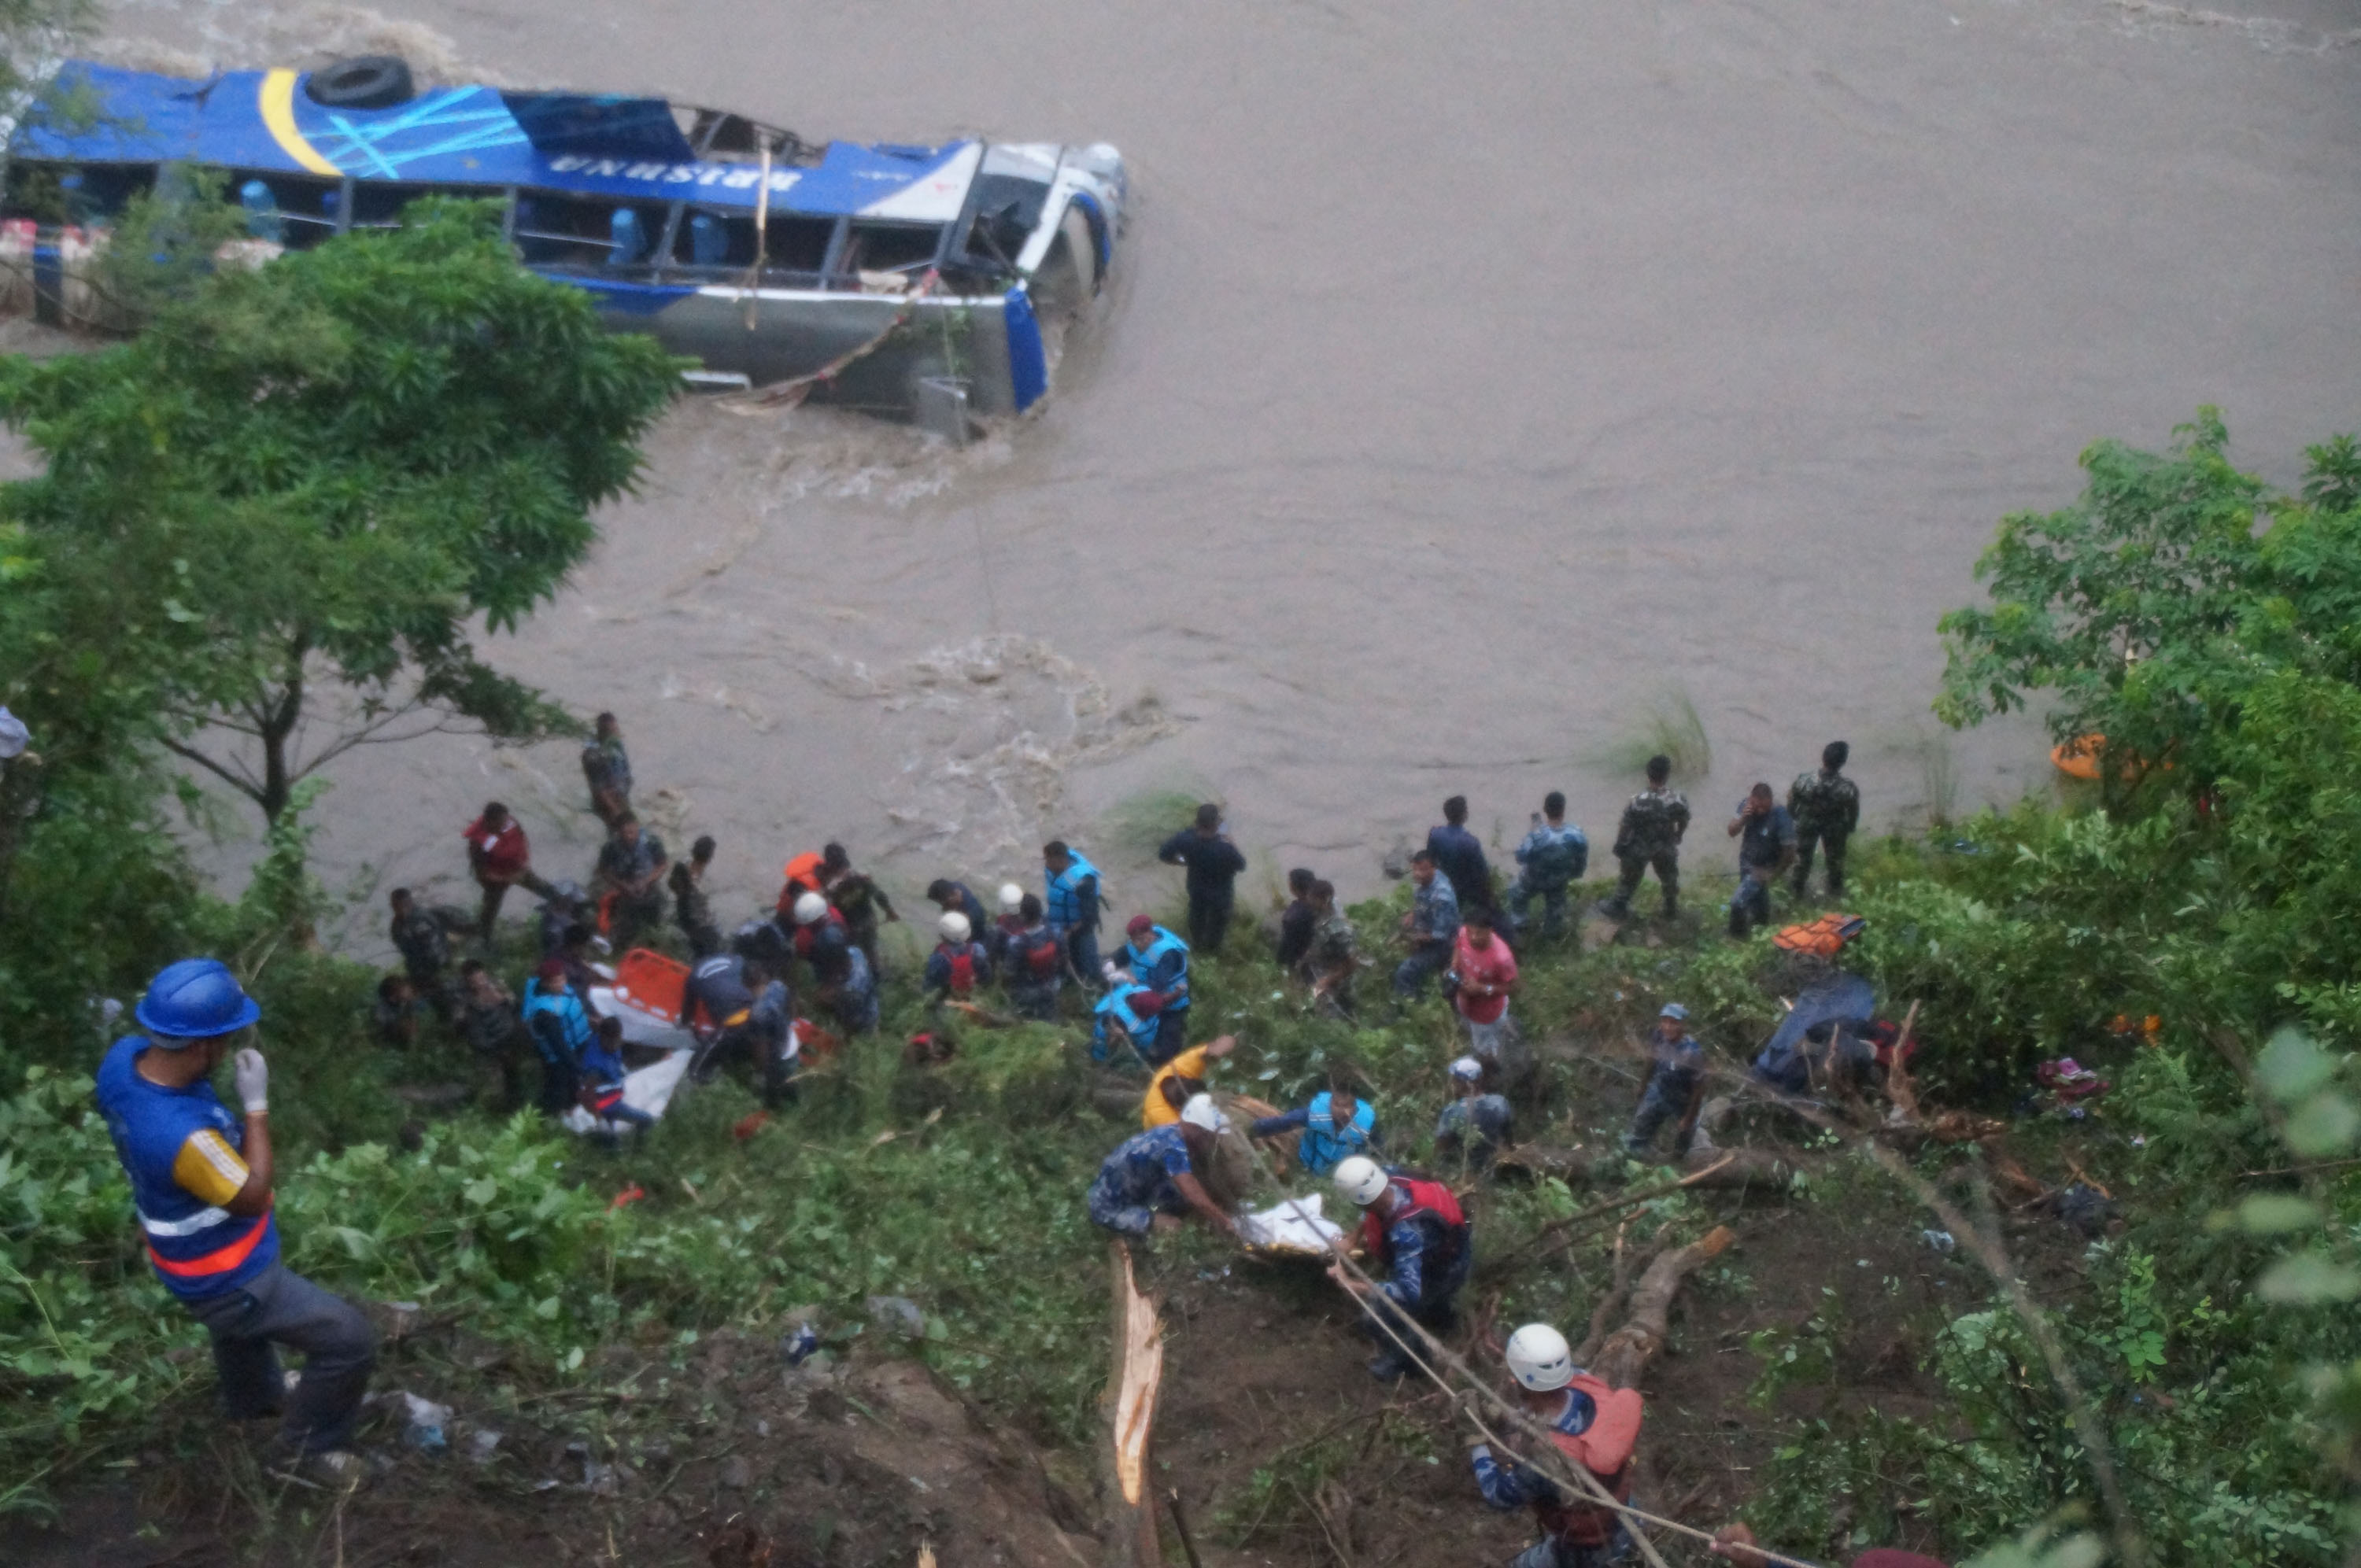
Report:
1594,684,1713,782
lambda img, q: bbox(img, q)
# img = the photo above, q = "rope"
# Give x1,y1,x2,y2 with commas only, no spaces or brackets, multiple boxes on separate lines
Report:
1242,1162,1823,1568
732,268,943,409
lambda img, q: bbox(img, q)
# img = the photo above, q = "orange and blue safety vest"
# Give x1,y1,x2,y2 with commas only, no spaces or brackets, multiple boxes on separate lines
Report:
94,1036,279,1301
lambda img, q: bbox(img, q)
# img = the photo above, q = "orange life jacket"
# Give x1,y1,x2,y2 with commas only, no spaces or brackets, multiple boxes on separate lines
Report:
1772,912,1865,959
776,851,827,917
1531,1375,1644,1547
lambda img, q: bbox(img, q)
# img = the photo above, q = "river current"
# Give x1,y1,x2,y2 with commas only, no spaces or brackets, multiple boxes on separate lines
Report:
88,0,2361,957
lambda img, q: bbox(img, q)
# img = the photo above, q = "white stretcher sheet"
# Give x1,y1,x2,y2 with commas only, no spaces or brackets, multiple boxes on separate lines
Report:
585,986,699,1053
560,1047,691,1136
1238,1192,1347,1253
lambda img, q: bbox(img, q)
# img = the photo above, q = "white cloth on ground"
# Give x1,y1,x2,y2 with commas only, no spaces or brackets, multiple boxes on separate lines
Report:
1238,1193,1347,1253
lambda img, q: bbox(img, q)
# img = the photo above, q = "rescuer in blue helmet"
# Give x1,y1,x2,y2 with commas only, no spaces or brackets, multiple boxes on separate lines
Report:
92,959,376,1477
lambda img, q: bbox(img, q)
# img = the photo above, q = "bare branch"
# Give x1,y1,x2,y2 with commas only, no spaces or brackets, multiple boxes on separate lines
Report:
156,736,264,806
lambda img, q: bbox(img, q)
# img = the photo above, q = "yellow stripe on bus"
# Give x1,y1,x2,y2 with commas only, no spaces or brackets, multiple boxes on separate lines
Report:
259,69,342,178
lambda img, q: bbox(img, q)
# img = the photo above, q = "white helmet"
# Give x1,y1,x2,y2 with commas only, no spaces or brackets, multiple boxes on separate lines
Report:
998,881,1025,913
1178,1093,1229,1134
1333,1155,1389,1208
939,910,972,943
792,891,828,926
1505,1323,1576,1392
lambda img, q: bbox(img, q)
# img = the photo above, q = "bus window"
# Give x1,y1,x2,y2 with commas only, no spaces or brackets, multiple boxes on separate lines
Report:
513,194,672,271
836,221,942,286
347,183,506,230
226,173,343,249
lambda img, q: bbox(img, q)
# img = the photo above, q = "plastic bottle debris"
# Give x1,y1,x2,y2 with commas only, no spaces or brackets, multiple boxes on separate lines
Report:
782,1323,821,1365
396,1392,451,1452
866,1295,927,1339
1922,1229,1956,1254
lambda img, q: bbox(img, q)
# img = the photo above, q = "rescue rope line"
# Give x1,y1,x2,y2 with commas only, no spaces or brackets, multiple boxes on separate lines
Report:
1243,1159,1823,1568
733,268,943,408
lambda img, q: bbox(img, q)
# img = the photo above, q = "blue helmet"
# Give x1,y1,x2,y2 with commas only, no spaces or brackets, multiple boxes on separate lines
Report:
135,958,261,1042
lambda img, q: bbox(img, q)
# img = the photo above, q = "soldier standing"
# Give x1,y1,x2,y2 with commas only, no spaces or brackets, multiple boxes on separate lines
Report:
1788,740,1860,900
1599,755,1690,921
581,712,633,831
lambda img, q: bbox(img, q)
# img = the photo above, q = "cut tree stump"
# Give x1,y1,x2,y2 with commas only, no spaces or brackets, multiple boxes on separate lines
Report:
1101,1241,1165,1567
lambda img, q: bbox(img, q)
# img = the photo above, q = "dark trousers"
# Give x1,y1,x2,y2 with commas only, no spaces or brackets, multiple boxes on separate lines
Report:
1357,1247,1469,1367
846,917,883,980
477,869,558,940
608,888,667,951
1509,1529,1634,1568
1008,977,1062,1020
182,1263,375,1454
1624,1071,1697,1157
1393,941,1451,998
1506,877,1572,939
537,1053,578,1116
693,1027,801,1107
1728,865,1775,938
1605,851,1679,918
1187,890,1234,954
1791,828,1849,898
1064,924,1102,989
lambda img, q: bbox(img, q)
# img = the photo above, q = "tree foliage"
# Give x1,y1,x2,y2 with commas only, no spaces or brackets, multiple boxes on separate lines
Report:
0,199,682,824
1937,411,2361,810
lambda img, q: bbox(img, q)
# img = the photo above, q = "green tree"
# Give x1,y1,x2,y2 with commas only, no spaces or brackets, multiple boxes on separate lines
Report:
0,200,681,827
1937,411,2361,814
1934,410,2275,806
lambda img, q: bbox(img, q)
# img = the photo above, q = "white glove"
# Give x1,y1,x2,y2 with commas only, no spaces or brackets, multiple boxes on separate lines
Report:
233,1047,269,1114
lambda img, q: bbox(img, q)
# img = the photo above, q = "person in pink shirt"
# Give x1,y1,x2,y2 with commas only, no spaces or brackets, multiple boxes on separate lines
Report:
1449,906,1520,1063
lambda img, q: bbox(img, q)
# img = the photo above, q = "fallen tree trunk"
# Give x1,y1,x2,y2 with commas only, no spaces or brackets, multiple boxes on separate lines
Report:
1101,1241,1165,1567
1592,1225,1736,1390
1498,1143,1800,1191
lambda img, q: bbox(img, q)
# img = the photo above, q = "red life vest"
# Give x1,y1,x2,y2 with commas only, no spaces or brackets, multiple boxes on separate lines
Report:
1531,1375,1645,1547
941,943,978,995
789,908,847,956
1355,1177,1469,1276
1019,926,1063,982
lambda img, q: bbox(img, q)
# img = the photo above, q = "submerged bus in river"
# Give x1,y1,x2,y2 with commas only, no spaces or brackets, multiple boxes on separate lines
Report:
1,59,1126,420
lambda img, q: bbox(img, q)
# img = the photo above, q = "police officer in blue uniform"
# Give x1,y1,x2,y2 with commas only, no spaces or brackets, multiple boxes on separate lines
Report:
94,959,376,1471
1110,913,1192,1038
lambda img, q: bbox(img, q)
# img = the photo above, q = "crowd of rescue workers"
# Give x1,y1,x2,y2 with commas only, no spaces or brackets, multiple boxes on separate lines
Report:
93,705,1950,1568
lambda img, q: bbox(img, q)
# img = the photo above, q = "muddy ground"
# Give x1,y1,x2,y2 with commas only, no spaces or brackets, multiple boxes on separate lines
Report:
23,1120,2096,1568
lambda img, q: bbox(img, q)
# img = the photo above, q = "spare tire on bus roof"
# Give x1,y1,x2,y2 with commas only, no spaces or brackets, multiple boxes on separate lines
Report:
305,56,414,109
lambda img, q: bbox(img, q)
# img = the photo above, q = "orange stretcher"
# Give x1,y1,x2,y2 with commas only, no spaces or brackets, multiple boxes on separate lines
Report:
611,949,689,1024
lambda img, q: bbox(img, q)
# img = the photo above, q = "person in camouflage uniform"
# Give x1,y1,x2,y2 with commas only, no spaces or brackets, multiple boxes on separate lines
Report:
1506,791,1588,940
1787,740,1861,899
1302,879,1361,1018
1600,755,1690,921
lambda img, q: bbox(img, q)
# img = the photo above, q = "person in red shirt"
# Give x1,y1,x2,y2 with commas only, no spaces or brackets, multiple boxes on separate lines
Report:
463,801,556,942
1450,906,1520,1064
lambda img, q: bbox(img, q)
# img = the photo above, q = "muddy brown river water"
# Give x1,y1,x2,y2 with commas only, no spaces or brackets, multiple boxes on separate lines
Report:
91,0,2361,957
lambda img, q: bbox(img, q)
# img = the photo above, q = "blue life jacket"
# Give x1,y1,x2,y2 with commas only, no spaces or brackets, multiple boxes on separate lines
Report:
1298,1090,1376,1176
1119,927,1191,1004
1092,982,1163,1064
94,1036,280,1301
522,980,594,1064
1047,852,1102,929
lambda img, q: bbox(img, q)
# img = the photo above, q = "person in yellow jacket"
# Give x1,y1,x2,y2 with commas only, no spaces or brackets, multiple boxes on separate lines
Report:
1141,1035,1238,1127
